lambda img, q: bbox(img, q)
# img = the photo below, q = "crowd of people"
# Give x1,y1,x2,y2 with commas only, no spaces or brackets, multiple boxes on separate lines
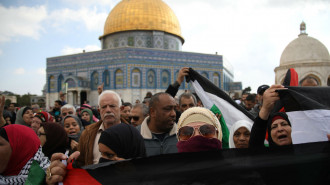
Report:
0,67,329,184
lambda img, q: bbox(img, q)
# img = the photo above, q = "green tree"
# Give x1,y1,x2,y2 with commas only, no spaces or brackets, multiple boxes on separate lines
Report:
5,99,11,107
16,93,35,107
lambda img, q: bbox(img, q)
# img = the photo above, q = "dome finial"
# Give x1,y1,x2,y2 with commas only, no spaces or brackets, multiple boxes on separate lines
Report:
299,21,307,36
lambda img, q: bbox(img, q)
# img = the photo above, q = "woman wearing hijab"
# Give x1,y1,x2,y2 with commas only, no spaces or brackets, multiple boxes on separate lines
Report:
15,106,34,127
80,108,94,126
249,85,293,148
229,120,252,148
0,124,50,184
98,123,146,163
37,122,68,159
176,107,223,153
62,115,84,153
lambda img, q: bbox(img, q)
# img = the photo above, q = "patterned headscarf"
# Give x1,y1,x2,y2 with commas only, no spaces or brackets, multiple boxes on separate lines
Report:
34,111,54,123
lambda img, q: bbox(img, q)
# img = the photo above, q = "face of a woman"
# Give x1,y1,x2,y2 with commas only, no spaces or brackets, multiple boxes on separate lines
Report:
233,127,250,148
31,117,42,133
23,109,34,126
81,112,90,122
270,119,292,146
63,117,81,136
0,136,12,174
98,143,124,161
37,127,47,146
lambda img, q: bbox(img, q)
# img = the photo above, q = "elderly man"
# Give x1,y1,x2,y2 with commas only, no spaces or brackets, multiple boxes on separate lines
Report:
60,104,76,119
129,103,148,127
76,90,122,167
136,92,178,156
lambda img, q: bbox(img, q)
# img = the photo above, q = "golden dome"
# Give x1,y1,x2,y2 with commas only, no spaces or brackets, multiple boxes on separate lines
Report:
100,0,184,42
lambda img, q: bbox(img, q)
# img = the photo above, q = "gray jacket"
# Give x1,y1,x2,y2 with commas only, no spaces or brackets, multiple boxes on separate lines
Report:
136,116,178,157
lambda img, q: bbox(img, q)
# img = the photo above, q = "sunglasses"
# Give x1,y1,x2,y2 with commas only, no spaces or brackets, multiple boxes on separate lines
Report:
178,124,217,141
129,116,140,121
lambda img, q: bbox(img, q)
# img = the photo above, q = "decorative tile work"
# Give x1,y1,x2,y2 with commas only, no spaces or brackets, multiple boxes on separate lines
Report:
47,47,227,93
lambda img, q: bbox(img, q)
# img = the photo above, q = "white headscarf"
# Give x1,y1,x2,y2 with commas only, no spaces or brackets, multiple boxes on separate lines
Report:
177,107,222,141
229,120,252,148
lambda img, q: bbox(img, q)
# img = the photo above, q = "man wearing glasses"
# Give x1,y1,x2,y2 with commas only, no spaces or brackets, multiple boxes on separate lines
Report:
129,103,148,127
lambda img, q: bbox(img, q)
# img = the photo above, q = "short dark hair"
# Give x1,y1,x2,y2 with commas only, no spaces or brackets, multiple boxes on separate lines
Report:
245,94,256,102
122,102,132,108
55,100,62,105
149,92,170,110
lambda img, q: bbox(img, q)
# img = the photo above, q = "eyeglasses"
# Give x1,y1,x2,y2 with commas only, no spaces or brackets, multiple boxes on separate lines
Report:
178,124,217,141
129,116,140,121
37,133,46,137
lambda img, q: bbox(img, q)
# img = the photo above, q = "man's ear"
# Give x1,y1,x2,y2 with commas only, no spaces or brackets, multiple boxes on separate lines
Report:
98,108,100,113
120,105,124,111
149,107,156,118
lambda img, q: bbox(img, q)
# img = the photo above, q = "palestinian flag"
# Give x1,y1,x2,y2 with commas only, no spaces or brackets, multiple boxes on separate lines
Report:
187,68,255,148
282,68,299,86
62,141,330,185
277,86,330,144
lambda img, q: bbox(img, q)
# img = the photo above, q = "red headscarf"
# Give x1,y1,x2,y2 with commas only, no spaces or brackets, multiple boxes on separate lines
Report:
3,124,40,176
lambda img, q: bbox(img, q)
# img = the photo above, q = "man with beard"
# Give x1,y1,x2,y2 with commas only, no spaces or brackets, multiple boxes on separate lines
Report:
75,90,122,167
136,92,178,156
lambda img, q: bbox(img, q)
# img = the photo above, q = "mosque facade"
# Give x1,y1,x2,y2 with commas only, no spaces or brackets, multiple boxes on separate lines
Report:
275,22,330,86
46,0,237,108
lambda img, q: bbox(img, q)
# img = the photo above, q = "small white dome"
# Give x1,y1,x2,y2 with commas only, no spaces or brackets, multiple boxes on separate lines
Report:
280,22,330,66
280,34,330,66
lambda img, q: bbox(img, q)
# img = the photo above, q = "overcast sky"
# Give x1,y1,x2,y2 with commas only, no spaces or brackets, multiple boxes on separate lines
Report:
0,0,329,96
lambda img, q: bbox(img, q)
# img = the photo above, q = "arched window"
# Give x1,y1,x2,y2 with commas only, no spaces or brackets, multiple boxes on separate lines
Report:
103,70,110,89
65,78,76,88
147,69,156,88
91,71,99,90
115,69,124,89
161,70,170,88
299,74,321,86
202,72,208,79
132,68,141,88
213,73,220,87
48,75,55,92
58,74,64,92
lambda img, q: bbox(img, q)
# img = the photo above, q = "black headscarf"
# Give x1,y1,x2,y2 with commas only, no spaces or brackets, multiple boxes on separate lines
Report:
41,122,68,158
98,123,146,159
267,112,292,148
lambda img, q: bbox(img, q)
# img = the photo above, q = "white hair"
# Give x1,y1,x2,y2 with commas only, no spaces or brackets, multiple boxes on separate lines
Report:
61,104,76,115
98,90,122,107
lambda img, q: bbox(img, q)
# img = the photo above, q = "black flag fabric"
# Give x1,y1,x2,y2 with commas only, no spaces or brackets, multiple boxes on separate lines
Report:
277,86,330,144
62,141,330,185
